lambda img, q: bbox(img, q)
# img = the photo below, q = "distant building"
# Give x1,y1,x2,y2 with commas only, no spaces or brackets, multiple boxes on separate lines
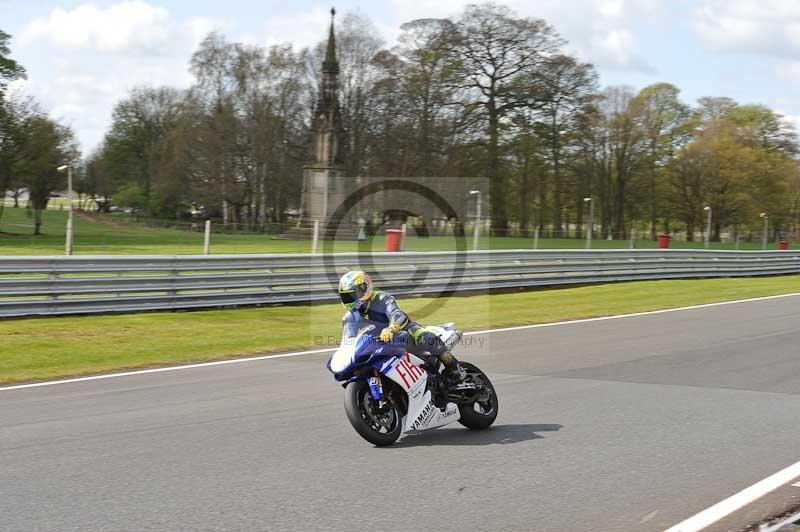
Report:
300,8,349,227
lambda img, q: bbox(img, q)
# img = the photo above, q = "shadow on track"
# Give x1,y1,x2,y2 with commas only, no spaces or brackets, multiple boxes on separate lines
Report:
388,423,562,448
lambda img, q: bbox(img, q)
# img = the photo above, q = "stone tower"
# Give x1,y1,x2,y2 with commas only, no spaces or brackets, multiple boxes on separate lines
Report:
301,8,347,227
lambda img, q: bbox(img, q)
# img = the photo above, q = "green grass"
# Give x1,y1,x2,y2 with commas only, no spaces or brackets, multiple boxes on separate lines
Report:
1,275,799,384
0,206,791,255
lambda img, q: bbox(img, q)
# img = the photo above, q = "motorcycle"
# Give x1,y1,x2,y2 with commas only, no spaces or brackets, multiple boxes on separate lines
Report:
327,322,498,446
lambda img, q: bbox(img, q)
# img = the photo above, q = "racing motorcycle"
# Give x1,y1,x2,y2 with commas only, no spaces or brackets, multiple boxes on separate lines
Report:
327,322,498,446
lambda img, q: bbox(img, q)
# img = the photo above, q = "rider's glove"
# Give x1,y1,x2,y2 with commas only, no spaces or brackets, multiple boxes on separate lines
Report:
380,323,401,343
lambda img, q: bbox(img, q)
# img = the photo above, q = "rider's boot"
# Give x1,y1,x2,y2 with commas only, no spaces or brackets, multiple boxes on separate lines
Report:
440,352,466,384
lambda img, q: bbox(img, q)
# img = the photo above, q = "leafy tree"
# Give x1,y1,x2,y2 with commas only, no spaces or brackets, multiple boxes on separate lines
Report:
101,86,184,212
0,30,26,99
13,113,78,234
668,112,797,241
112,183,148,218
82,145,114,212
630,83,692,238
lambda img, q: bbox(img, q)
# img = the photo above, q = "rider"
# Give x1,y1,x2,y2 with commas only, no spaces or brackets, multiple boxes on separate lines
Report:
337,270,466,382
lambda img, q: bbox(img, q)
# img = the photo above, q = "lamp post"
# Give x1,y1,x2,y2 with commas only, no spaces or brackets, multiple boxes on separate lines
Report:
470,190,481,251
584,197,594,249
760,212,769,250
703,206,712,249
57,164,73,255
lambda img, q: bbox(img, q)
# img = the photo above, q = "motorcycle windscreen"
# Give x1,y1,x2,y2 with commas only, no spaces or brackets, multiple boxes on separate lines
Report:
329,333,382,375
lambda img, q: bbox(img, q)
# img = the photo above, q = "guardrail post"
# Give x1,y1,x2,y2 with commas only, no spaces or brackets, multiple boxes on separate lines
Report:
48,269,59,306
311,220,320,254
203,220,211,255
168,264,179,301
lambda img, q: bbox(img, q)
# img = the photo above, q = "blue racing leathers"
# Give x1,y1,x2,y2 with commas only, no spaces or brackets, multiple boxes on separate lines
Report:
340,290,447,357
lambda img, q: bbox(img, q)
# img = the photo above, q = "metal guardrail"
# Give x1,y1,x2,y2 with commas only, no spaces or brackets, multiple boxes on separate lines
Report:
0,249,798,317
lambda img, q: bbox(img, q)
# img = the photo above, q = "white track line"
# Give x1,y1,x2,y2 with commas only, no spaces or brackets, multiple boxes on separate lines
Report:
664,460,800,532
1,291,798,393
467,292,800,335
0,348,337,392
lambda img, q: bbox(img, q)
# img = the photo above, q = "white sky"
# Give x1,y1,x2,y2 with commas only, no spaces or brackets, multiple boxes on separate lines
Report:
4,0,800,153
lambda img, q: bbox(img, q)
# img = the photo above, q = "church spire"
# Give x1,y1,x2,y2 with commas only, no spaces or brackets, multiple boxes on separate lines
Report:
299,6,347,228
322,8,338,74
310,6,343,168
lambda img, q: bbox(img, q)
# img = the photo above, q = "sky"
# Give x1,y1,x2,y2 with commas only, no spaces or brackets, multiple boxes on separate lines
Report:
4,0,800,154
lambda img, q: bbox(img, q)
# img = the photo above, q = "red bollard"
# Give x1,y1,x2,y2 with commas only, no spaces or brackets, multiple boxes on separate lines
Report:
658,234,671,249
779,241,789,250
385,229,403,252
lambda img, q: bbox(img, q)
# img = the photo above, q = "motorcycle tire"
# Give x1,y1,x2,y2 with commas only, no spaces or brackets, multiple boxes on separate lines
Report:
344,380,403,446
457,362,499,430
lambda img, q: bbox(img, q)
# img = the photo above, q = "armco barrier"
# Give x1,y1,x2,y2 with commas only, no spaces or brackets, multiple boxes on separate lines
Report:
0,249,798,317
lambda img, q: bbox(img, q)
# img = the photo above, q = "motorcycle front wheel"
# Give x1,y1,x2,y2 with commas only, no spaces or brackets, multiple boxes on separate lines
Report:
344,380,403,446
457,362,499,430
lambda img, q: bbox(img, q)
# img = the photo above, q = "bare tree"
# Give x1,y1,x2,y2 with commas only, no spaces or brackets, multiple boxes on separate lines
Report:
450,3,563,235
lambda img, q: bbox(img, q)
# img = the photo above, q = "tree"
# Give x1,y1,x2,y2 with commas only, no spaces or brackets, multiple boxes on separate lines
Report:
0,95,35,222
14,114,78,234
451,3,563,235
392,18,471,177
572,98,613,237
0,30,26,99
725,104,798,156
629,83,692,238
190,32,240,225
696,96,737,123
536,54,597,235
230,42,306,226
602,86,646,237
77,7,800,244
334,13,384,179
82,146,114,212
112,183,148,218
101,86,184,213
668,112,797,242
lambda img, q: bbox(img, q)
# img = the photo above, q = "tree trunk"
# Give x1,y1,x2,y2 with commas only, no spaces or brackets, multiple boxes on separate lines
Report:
34,209,43,235
258,162,266,230
649,172,657,240
614,177,626,239
487,106,507,236
519,166,530,238
537,173,547,236
552,118,563,237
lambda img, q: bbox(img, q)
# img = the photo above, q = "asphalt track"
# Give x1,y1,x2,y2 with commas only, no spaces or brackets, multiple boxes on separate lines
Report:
2,295,800,532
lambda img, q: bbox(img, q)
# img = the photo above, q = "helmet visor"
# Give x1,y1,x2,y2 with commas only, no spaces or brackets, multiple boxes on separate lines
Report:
339,291,357,306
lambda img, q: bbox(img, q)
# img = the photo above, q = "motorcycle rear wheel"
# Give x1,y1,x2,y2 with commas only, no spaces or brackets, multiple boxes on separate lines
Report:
344,380,403,446
457,362,499,430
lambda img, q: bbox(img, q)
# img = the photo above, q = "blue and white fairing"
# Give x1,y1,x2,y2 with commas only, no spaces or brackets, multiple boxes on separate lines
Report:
327,316,461,433
326,315,407,380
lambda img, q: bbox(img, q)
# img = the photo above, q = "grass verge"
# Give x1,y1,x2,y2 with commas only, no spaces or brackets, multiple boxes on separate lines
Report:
1,275,800,385
1,207,792,255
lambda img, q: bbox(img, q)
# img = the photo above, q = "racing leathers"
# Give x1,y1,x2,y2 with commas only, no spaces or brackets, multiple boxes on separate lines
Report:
341,290,465,381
